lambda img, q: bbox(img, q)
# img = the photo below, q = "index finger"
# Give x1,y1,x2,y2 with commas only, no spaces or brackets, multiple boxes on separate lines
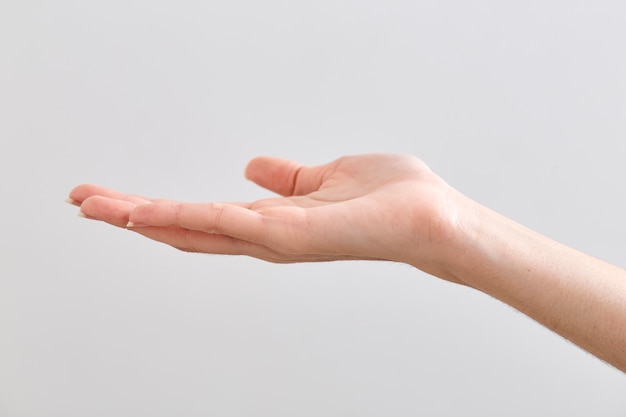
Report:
68,184,153,206
128,202,271,245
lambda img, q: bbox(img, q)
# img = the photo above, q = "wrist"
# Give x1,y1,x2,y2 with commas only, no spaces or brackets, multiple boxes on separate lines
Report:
438,194,532,292
401,184,480,285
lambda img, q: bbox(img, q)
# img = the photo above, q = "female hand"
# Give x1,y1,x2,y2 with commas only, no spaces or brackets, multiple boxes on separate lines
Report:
69,154,461,281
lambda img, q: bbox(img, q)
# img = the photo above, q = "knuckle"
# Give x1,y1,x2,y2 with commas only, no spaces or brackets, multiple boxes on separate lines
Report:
209,203,226,233
172,203,184,224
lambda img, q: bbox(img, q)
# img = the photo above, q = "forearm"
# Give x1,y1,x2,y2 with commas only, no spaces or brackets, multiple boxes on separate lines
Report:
435,193,626,371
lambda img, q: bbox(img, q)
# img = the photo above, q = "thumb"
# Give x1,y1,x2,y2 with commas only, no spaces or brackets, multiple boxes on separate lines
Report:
244,156,329,196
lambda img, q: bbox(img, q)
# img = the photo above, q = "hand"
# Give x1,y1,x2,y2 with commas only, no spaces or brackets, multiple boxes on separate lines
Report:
68,153,626,371
69,154,461,280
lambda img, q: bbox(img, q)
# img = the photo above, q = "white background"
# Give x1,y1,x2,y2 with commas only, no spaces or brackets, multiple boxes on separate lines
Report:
1,1,625,415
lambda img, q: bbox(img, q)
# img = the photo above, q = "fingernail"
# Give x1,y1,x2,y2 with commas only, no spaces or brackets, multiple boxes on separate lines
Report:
77,211,97,220
65,198,79,206
126,221,148,228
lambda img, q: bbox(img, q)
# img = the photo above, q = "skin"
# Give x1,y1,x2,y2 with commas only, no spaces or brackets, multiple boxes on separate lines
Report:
68,153,626,372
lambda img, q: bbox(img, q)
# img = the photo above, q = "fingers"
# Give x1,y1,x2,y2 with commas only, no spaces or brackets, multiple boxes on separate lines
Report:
127,226,279,260
128,225,345,263
244,156,333,196
68,184,153,206
79,195,137,228
128,202,270,244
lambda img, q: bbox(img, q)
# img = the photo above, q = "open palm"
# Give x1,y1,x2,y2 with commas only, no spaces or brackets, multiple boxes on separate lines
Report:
69,154,456,272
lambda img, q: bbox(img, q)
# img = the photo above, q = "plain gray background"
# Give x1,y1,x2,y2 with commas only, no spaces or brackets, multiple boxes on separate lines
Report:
1,0,625,415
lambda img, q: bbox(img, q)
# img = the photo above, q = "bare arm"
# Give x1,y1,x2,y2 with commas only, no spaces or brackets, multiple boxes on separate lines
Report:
68,153,626,371
439,190,626,371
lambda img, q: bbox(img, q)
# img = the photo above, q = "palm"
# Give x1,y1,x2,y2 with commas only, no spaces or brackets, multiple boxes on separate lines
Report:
70,154,451,266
